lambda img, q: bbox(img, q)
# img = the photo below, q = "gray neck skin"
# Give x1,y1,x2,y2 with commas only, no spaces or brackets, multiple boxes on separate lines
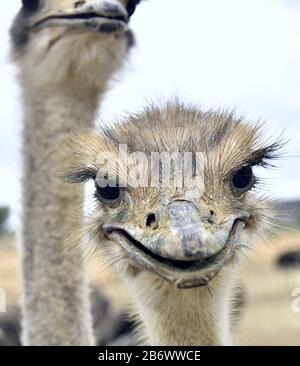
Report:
20,87,100,346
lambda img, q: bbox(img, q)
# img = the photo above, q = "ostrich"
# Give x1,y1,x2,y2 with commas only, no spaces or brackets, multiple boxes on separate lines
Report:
10,0,141,346
64,101,282,346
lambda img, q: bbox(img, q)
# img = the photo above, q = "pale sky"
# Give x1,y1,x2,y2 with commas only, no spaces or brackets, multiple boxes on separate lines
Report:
0,0,300,227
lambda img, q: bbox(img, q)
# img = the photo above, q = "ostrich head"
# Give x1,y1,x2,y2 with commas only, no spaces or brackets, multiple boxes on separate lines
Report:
65,101,281,289
10,0,141,89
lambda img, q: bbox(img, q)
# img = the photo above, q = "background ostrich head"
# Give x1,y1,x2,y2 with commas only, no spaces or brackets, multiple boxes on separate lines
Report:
10,0,141,89
64,101,282,289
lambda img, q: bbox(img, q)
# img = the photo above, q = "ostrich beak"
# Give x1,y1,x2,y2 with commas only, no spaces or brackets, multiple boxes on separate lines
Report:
105,201,250,288
30,1,129,33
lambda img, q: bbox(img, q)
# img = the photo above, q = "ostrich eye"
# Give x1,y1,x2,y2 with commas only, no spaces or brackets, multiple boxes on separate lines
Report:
126,0,140,17
22,0,40,12
95,183,120,201
232,165,254,191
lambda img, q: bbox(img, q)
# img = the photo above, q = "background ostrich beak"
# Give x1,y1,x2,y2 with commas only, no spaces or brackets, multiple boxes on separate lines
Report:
30,0,130,31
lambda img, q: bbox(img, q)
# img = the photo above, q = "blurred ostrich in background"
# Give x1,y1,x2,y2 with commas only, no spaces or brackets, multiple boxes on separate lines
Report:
10,0,141,346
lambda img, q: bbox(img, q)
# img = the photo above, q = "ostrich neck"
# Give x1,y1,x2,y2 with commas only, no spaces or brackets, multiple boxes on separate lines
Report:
23,86,100,130
128,273,234,346
20,86,101,346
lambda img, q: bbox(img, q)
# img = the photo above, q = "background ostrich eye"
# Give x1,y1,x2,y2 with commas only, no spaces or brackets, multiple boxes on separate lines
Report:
22,0,40,12
232,165,254,191
126,0,141,17
95,183,120,201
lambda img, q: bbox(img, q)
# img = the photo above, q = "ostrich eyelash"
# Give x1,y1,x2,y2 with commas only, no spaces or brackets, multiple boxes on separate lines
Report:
64,167,96,183
246,140,284,168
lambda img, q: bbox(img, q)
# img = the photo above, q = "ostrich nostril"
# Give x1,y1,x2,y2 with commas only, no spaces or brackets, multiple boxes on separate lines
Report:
203,210,215,224
145,213,158,229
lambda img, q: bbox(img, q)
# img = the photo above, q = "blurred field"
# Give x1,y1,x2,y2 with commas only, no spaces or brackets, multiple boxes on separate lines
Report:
0,231,300,345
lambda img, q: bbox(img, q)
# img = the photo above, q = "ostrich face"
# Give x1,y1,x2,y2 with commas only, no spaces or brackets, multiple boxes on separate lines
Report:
10,0,141,87
65,102,281,288
99,184,250,289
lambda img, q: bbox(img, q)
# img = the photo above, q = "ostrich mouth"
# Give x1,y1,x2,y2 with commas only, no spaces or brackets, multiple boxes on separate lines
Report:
32,11,128,32
105,219,246,289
